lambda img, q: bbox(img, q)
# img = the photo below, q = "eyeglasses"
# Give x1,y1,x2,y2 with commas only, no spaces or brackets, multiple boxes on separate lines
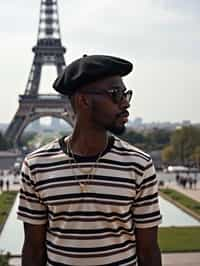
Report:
80,88,133,104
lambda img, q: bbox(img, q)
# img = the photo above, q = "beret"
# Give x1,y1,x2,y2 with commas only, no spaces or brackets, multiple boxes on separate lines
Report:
53,54,133,95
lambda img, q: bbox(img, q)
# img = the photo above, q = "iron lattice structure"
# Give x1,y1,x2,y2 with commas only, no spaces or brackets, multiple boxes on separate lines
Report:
6,0,74,146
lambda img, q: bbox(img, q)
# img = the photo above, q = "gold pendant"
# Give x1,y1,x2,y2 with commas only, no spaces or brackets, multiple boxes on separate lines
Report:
79,167,94,174
80,183,87,193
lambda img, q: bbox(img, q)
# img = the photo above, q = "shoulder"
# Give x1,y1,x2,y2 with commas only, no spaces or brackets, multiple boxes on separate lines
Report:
112,135,151,161
24,138,62,165
112,135,153,169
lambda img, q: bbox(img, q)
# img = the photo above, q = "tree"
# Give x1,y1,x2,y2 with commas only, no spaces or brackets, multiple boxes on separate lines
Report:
0,252,10,266
0,132,12,150
143,128,170,151
120,128,171,152
162,126,200,165
171,126,200,164
121,130,144,146
192,146,200,169
19,132,37,148
161,145,175,163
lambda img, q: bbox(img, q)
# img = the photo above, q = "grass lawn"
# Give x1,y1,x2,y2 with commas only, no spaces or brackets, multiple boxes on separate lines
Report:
159,226,200,252
0,253,10,266
160,188,200,219
0,191,17,233
159,189,200,252
0,190,199,254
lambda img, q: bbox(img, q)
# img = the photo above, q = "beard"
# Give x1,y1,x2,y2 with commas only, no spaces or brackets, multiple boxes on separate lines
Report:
107,123,126,135
106,112,128,135
90,100,127,135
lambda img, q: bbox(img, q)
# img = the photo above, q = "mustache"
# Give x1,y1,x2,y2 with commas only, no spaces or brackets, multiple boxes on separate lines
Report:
116,110,129,118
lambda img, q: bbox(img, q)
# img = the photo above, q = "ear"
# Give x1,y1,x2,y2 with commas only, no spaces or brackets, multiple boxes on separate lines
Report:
75,93,90,110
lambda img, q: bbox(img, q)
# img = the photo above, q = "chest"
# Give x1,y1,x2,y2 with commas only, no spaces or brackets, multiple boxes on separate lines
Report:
34,164,137,213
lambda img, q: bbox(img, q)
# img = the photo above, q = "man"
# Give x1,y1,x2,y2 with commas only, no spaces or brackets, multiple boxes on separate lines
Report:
18,54,162,266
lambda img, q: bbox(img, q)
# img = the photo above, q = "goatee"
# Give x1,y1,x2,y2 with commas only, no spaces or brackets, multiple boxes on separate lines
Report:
109,125,126,135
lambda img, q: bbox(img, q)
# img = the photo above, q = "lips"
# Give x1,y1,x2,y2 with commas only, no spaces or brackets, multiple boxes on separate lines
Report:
122,116,128,123
119,110,129,118
118,110,129,122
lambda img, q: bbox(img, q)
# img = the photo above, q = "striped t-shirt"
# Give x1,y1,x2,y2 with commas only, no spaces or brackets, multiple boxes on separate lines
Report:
18,135,162,266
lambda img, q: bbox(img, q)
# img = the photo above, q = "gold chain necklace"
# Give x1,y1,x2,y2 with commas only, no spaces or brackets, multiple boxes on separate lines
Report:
67,136,108,193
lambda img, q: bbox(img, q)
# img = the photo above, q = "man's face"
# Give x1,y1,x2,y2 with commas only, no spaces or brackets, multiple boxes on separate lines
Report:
83,76,131,135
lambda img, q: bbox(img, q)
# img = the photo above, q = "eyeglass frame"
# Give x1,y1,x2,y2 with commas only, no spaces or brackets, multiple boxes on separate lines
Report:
78,87,133,104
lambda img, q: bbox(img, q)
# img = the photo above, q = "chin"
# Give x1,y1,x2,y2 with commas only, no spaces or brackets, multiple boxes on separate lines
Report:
109,125,126,135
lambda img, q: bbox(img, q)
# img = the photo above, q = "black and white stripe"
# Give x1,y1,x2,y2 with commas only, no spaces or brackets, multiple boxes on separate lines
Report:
18,135,162,265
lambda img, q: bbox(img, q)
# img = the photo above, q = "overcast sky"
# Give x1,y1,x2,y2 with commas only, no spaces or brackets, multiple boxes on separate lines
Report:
0,0,200,124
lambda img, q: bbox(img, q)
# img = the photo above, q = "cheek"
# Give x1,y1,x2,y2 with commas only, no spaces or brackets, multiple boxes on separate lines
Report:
91,98,119,122
98,106,117,121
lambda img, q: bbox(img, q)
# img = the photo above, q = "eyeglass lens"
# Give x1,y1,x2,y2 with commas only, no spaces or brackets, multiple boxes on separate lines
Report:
114,90,132,103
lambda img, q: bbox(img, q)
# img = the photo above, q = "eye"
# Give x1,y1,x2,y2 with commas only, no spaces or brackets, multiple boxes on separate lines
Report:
112,89,119,97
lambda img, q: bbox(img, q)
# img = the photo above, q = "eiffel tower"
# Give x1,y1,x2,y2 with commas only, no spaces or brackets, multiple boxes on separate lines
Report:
6,0,74,146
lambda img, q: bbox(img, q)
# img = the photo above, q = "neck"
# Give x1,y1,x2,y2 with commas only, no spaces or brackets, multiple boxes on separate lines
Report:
68,123,109,156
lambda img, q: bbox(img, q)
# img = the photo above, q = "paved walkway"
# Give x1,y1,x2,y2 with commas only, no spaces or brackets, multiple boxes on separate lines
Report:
167,182,200,202
4,178,200,266
161,182,200,265
162,252,200,266
9,252,200,266
9,257,21,266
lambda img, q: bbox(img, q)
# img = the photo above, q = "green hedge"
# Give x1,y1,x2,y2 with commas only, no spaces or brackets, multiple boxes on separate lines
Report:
160,188,200,218
0,253,10,266
0,192,17,232
159,227,200,252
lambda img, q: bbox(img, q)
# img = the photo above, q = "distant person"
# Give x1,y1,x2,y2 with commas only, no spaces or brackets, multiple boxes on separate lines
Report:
0,179,3,192
18,55,162,266
188,175,193,189
180,176,187,188
176,173,180,184
193,175,198,190
6,179,10,191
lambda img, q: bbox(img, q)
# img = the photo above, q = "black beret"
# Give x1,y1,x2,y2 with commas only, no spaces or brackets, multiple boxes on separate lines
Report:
53,54,133,95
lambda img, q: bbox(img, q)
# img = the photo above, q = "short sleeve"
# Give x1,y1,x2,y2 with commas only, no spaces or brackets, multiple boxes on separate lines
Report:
133,160,162,228
17,158,48,225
